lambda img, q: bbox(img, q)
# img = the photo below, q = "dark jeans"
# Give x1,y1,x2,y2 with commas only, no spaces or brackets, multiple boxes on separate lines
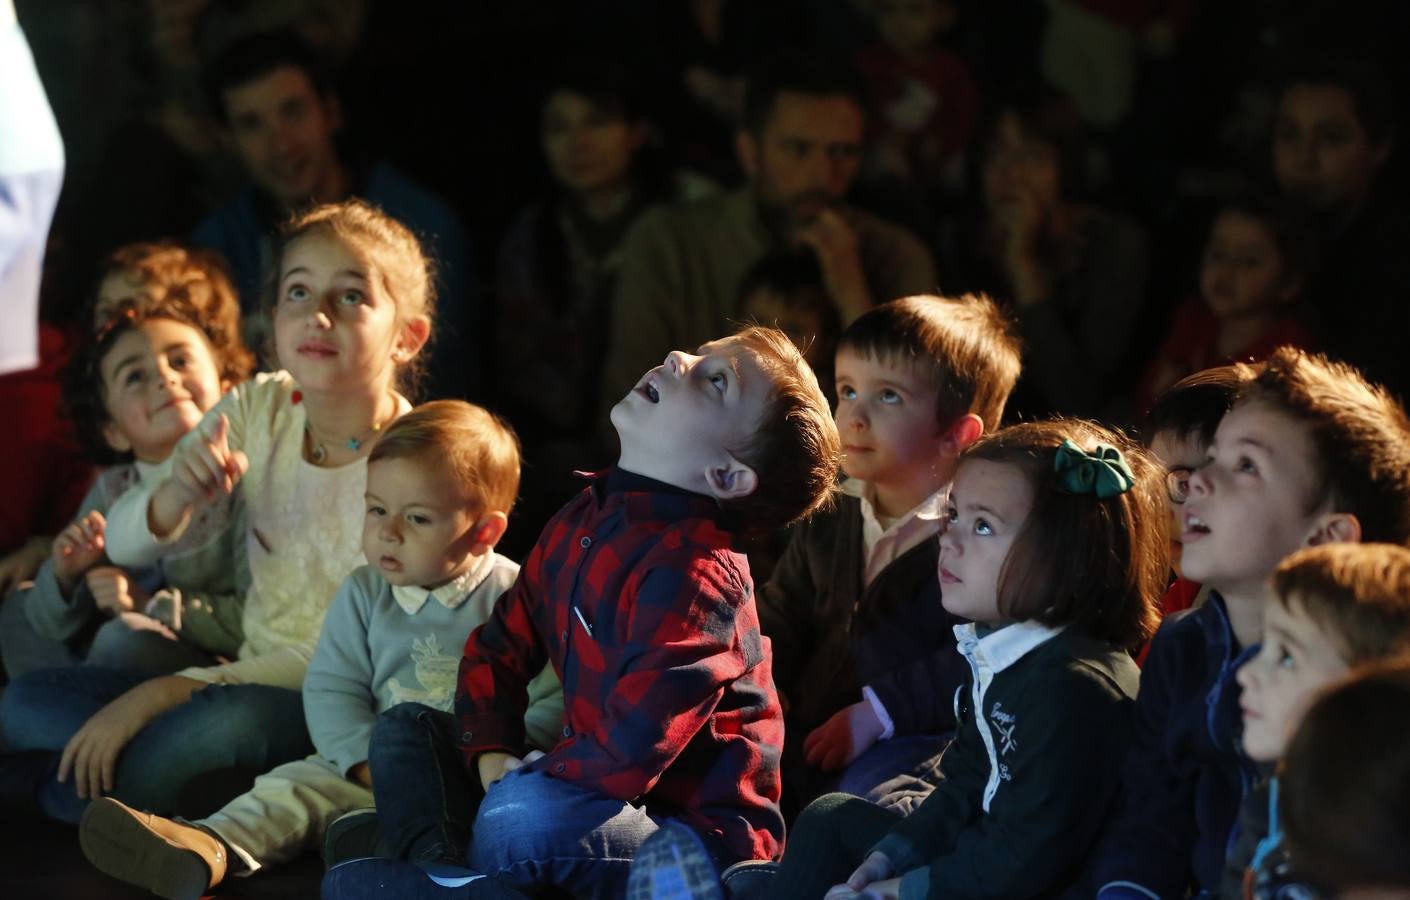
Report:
368,702,487,864
0,664,312,823
774,792,904,900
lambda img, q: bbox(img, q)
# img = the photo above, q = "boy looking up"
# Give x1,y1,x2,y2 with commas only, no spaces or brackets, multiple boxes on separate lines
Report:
1225,542,1410,896
759,294,1020,813
1086,347,1410,898
325,326,840,900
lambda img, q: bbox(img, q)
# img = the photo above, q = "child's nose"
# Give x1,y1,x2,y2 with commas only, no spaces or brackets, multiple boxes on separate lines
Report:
380,520,401,542
664,350,695,376
1187,465,1213,498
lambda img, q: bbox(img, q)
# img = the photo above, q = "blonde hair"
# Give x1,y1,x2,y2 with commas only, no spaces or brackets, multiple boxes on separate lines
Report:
369,400,521,514
272,200,436,394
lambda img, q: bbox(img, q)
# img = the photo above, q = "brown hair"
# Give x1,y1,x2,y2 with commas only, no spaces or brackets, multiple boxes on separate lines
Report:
1274,544,1410,664
720,325,841,535
1238,347,1410,544
1142,362,1260,446
270,199,436,396
94,241,254,386
961,419,1167,650
63,296,254,465
1282,661,1410,889
838,294,1022,432
369,400,521,515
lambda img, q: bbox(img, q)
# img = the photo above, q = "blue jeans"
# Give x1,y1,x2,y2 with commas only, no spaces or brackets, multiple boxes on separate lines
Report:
469,766,665,900
368,702,486,863
0,664,312,823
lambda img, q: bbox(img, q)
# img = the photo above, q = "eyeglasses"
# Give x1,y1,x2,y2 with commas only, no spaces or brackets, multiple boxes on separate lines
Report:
1166,467,1193,504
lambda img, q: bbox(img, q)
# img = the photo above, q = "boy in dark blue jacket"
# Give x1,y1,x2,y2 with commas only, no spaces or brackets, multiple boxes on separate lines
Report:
1085,348,1410,898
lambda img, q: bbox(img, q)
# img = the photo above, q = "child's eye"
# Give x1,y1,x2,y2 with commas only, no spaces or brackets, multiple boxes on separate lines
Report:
1277,648,1295,670
124,369,145,387
974,518,993,536
339,290,365,306
408,514,432,526
285,285,311,303
880,389,901,405
837,385,856,402
1235,456,1258,475
366,505,385,517
708,371,728,393
169,353,190,370
945,505,958,524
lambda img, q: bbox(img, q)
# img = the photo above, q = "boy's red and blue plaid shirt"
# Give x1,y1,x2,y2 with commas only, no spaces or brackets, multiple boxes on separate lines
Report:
455,467,785,862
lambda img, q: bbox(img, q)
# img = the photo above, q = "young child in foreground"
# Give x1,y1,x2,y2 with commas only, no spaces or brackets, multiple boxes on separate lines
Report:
1222,543,1410,898
631,417,1166,899
759,293,1020,815
1278,661,1410,897
1085,347,1410,898
322,325,841,900
76,401,564,900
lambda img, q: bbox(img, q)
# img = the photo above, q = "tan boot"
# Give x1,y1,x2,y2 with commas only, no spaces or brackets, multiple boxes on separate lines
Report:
79,797,228,900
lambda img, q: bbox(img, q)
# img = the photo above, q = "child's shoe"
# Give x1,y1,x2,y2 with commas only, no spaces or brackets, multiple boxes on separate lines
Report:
626,821,725,900
79,797,228,900
719,859,779,900
323,807,380,865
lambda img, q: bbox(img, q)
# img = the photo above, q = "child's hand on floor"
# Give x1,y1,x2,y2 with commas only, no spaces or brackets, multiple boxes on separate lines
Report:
150,415,247,537
803,701,884,771
87,566,148,616
52,510,106,592
825,851,895,898
57,675,204,799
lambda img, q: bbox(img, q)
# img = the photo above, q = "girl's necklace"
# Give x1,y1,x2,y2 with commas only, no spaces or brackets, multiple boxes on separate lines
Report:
299,392,397,465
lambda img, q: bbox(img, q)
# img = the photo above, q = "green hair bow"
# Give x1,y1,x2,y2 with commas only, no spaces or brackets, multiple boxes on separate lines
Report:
1053,439,1135,499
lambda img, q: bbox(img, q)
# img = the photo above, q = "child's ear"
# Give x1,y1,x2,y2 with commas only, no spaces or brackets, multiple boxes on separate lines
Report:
703,457,759,502
1306,512,1362,547
468,511,509,553
942,414,984,453
101,422,132,455
393,317,431,364
735,129,760,179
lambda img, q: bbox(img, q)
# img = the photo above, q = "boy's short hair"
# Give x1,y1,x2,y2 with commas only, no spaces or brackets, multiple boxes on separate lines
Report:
1274,543,1410,664
1282,662,1410,890
1238,347,1410,544
742,49,864,135
1142,363,1260,445
201,29,333,123
369,400,521,514
838,294,1022,432
722,326,840,534
963,418,1166,651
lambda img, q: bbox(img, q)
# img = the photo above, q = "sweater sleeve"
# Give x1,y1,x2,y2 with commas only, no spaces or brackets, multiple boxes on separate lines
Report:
864,643,966,736
522,663,566,755
1087,625,1200,899
20,477,114,642
882,666,1135,899
303,572,379,776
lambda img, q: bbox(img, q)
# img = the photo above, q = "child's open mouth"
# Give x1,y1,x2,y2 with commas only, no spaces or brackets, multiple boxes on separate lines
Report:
1183,513,1211,539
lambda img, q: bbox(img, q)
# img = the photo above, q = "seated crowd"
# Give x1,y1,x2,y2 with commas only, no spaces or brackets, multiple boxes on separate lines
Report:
6,3,1410,899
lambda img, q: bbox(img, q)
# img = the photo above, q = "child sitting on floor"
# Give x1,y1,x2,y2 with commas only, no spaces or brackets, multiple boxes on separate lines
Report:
76,400,563,899
323,325,840,899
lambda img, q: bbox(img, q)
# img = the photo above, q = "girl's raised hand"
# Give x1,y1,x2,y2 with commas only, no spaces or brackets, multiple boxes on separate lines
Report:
151,415,247,537
52,510,107,592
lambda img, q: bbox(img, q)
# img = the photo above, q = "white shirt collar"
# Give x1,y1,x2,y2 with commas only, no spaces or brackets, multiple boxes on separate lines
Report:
953,619,1068,674
839,478,949,532
389,551,496,616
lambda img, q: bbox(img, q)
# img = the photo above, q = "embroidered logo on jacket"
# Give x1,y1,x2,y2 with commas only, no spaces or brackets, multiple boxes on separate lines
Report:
991,702,1018,756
